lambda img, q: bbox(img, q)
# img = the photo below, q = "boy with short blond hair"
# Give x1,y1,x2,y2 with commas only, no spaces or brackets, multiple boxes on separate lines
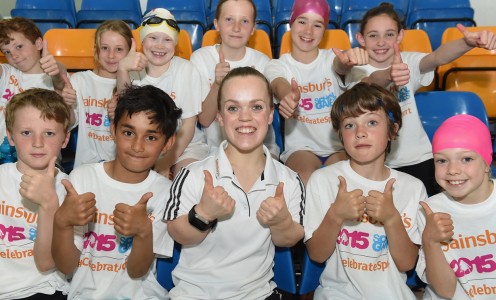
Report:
0,88,71,299
52,85,182,299
0,17,67,139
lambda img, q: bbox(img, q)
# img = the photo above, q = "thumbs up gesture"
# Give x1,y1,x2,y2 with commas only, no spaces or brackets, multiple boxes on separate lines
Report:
107,92,118,121
19,156,58,209
39,39,60,76
215,48,230,85
118,38,148,72
279,78,300,119
420,201,454,244
329,176,365,224
113,192,153,237
458,23,496,50
365,178,398,225
60,73,77,108
333,47,369,69
55,179,96,227
390,43,409,86
257,182,291,226
195,170,235,221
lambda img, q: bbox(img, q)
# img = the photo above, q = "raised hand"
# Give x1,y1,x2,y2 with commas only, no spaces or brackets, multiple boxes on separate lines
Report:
40,40,60,76
19,156,58,208
420,201,454,244
257,183,291,226
119,38,148,72
113,192,153,237
333,47,369,68
390,43,409,86
329,176,365,224
60,73,77,108
364,178,398,225
195,170,235,221
279,78,300,119
215,48,230,85
458,23,496,50
55,179,96,227
107,92,118,121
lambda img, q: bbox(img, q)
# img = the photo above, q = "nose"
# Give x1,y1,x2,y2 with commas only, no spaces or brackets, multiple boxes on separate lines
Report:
233,21,241,32
355,124,367,139
108,48,116,58
239,107,252,121
131,137,144,153
447,161,461,175
32,133,44,148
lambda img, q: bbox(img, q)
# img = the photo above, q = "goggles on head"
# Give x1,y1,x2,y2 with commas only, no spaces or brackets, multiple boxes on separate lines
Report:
141,16,180,32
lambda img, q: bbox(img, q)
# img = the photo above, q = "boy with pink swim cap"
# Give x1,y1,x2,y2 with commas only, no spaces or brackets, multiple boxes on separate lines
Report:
417,114,496,300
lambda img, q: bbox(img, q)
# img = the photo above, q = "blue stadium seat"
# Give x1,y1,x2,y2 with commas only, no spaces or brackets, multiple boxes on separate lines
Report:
209,0,273,41
299,248,325,295
273,0,339,58
156,242,181,291
10,0,77,34
76,0,142,29
415,91,489,142
274,246,297,294
273,105,284,152
406,0,475,49
147,0,208,51
340,0,408,48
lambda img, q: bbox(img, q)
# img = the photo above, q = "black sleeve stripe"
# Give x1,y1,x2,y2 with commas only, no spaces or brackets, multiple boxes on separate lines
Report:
164,167,190,220
296,175,306,225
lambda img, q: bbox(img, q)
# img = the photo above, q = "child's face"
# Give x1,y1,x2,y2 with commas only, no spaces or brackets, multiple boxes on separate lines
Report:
141,32,175,68
218,75,273,154
96,30,130,77
290,13,326,55
434,148,492,204
7,105,69,174
357,14,403,68
1,32,43,74
111,110,173,182
214,0,255,51
340,109,393,167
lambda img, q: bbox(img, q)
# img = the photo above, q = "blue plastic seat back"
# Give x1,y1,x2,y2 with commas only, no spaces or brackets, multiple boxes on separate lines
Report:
415,91,489,142
76,0,142,29
272,105,284,153
299,248,325,294
274,246,297,294
156,242,181,291
11,0,77,33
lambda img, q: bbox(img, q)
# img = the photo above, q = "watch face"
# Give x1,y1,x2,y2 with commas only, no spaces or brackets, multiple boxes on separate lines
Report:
195,213,210,224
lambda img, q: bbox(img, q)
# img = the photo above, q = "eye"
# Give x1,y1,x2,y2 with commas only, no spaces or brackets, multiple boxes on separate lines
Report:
122,130,133,137
314,23,323,29
16,45,22,50
226,105,238,112
343,123,354,129
225,17,233,22
20,130,31,136
252,104,263,111
435,158,447,164
146,135,158,142
45,131,55,137
297,19,306,25
242,19,250,24
387,32,395,37
367,120,378,126
116,47,124,52
1,50,9,55
101,46,109,51
462,157,474,163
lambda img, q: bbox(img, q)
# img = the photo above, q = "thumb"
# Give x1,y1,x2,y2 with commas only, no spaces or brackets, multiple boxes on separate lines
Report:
47,156,57,177
274,182,284,200
393,43,402,64
219,48,225,63
62,73,73,89
338,176,348,193
137,192,153,206
456,23,468,36
290,78,299,93
332,47,346,61
420,201,433,215
384,178,396,194
130,38,137,52
42,39,49,57
62,179,78,196
203,170,214,191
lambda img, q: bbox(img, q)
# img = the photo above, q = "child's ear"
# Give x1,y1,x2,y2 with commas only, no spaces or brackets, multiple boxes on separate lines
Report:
389,122,400,141
213,18,219,31
161,134,176,154
356,32,366,48
110,122,116,138
268,106,274,126
35,37,43,51
396,29,405,44
61,130,70,149
6,130,14,146
217,111,224,127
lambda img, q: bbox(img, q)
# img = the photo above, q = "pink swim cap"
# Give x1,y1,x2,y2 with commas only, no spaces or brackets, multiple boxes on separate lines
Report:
432,114,492,166
289,0,330,26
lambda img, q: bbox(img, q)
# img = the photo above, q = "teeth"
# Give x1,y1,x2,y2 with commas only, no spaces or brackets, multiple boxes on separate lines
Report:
449,180,465,185
237,127,255,133
152,51,165,56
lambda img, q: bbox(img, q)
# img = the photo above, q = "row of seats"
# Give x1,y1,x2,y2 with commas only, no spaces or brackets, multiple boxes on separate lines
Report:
10,0,475,52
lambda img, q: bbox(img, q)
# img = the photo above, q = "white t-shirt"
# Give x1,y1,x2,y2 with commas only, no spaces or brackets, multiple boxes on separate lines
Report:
0,163,68,299
416,184,496,300
71,71,116,168
190,45,280,158
346,52,434,168
67,162,173,300
0,64,54,139
304,160,426,300
164,140,305,299
264,50,345,162
130,56,208,163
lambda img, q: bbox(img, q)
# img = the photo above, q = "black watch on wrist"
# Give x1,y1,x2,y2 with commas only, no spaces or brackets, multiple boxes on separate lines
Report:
188,205,217,231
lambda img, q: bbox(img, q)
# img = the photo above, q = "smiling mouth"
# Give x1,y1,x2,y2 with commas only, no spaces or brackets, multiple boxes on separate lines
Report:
152,51,166,57
236,127,256,134
448,180,466,186
374,49,388,54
